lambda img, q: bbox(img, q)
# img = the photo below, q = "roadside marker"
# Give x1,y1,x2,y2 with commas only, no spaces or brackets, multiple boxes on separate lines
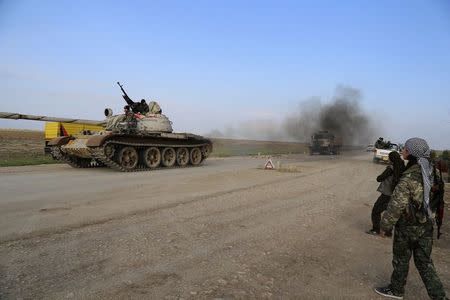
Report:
265,158,275,170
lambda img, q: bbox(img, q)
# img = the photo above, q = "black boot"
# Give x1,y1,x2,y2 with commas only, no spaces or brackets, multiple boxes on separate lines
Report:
374,286,403,299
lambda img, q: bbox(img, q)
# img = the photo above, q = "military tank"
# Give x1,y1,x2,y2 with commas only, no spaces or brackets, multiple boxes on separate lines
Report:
0,83,212,172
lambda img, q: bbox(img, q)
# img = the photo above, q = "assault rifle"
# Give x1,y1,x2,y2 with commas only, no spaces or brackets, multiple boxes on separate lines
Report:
433,166,445,239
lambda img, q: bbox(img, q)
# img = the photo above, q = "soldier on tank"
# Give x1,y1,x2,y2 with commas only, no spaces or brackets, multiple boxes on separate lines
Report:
148,100,162,114
374,138,447,300
117,82,150,115
136,99,150,115
124,96,150,115
123,105,135,122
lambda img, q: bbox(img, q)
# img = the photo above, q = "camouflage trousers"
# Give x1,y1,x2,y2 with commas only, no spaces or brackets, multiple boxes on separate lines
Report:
390,221,447,299
371,194,391,233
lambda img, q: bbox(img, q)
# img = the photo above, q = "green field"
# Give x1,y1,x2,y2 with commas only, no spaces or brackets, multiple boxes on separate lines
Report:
210,138,307,157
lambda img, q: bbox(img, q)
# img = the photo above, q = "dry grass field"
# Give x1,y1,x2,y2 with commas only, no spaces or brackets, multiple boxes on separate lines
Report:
211,138,307,157
0,129,55,166
0,129,308,167
0,129,44,152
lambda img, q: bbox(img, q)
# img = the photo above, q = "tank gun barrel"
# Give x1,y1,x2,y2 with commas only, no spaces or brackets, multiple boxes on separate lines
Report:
0,112,105,126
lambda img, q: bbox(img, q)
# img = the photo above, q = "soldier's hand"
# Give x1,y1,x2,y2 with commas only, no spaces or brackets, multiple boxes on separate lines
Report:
379,230,386,238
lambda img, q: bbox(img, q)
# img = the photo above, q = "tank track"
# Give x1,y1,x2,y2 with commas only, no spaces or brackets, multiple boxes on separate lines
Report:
51,146,103,169
90,139,211,172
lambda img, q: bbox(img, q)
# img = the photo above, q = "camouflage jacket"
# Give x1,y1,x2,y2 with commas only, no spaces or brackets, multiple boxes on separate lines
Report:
381,164,427,231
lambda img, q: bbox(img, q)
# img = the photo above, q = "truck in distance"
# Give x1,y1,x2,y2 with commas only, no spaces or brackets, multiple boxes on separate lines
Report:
309,131,342,155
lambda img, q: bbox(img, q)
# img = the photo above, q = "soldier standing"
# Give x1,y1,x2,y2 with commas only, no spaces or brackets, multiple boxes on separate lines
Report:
375,138,448,300
367,151,405,236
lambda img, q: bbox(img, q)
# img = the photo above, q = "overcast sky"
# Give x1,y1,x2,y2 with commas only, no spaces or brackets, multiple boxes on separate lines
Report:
0,1,449,148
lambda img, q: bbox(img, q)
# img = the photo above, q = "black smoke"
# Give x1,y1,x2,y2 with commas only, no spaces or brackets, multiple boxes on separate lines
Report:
207,85,375,146
284,85,374,145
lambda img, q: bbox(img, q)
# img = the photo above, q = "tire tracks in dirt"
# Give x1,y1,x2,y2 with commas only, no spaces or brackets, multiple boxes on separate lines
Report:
0,164,339,245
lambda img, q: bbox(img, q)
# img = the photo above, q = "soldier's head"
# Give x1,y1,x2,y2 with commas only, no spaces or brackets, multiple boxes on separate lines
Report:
403,137,430,160
141,99,146,104
124,105,130,112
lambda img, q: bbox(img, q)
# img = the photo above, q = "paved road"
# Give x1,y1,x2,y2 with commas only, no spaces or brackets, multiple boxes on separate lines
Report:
0,153,448,299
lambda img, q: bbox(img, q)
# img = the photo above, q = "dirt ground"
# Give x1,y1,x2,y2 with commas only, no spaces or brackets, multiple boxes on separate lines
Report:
0,152,448,299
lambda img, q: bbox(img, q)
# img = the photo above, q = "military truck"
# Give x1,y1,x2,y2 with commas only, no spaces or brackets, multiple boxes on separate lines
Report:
309,131,342,155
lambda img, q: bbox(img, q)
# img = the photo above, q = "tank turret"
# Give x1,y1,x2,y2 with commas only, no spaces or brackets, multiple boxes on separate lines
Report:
103,108,173,134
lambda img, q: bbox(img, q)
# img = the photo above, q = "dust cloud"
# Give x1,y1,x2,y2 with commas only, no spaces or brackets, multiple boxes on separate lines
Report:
208,120,284,141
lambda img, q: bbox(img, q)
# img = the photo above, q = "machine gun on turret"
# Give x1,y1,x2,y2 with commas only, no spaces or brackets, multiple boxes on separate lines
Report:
117,82,149,115
117,82,133,106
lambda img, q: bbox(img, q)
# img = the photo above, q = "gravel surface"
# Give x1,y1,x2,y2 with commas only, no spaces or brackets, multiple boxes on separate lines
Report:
0,153,448,299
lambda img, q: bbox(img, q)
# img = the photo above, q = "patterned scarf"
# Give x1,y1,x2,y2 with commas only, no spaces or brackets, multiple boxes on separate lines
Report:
404,138,433,218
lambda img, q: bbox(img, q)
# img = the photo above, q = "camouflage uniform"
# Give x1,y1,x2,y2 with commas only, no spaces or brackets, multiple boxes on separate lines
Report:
148,101,162,114
381,164,447,299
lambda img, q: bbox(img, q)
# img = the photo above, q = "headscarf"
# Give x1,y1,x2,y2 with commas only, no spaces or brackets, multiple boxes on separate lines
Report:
404,138,433,218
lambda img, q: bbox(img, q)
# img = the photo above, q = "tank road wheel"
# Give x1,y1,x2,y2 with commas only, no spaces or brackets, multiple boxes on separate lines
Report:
118,146,138,170
104,144,116,159
143,147,161,169
202,144,212,158
176,147,189,167
161,147,176,167
190,147,202,166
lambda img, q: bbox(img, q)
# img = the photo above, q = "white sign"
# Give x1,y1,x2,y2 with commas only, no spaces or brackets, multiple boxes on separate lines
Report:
264,158,274,170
